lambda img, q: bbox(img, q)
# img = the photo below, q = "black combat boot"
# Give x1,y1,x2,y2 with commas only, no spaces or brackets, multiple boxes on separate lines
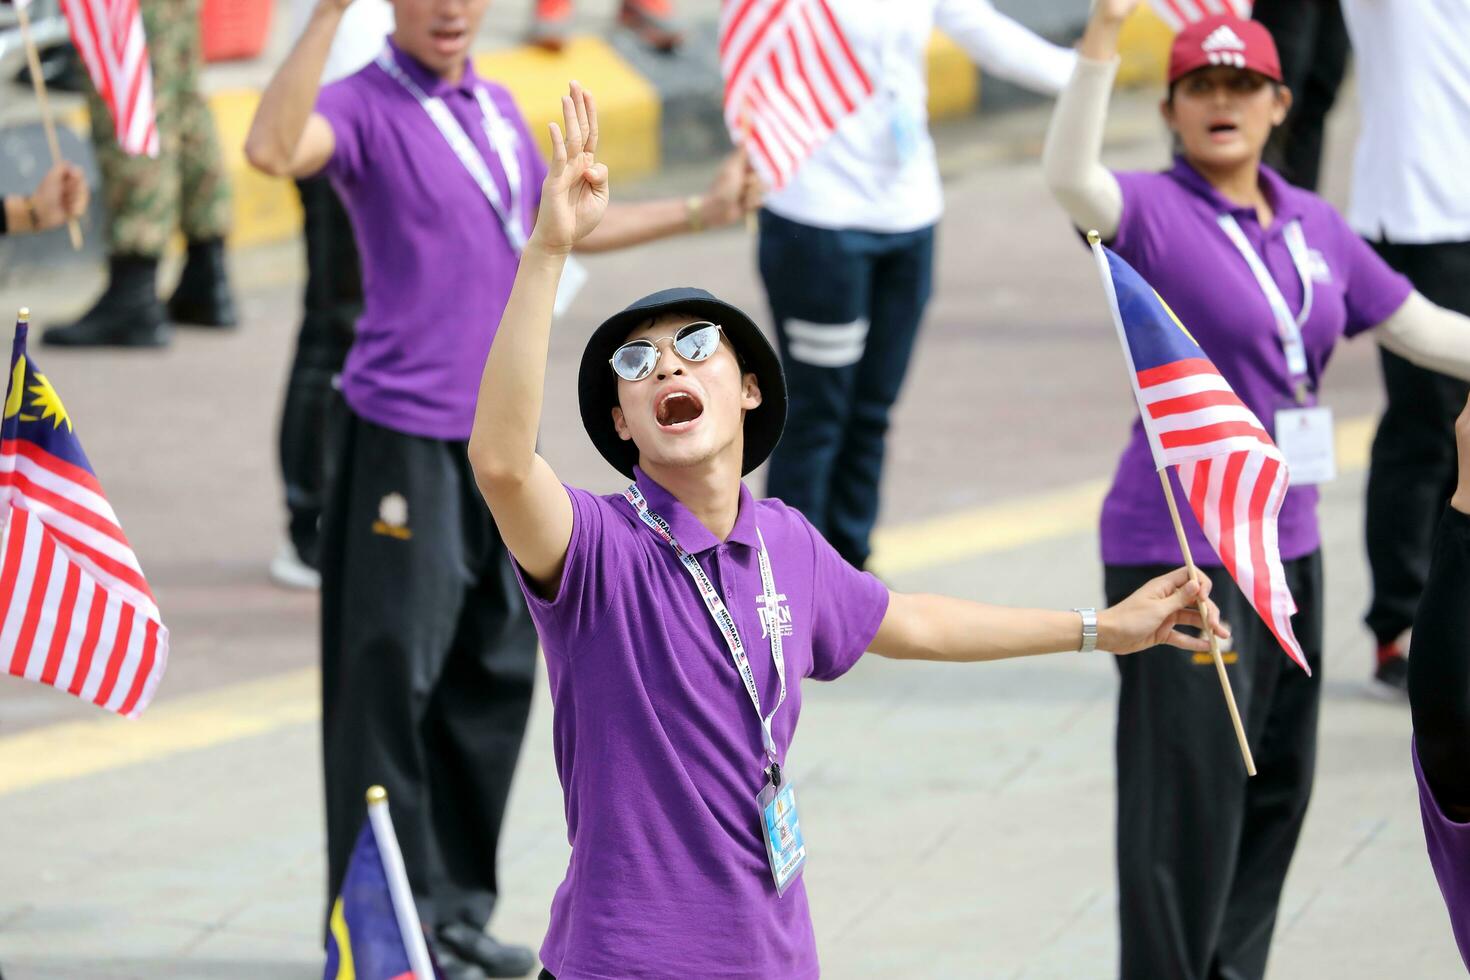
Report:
43,255,170,348
167,237,238,328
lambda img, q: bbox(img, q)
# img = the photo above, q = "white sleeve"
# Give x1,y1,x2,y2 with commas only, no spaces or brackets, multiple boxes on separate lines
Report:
1041,54,1123,239
933,0,1078,95
1375,291,1470,383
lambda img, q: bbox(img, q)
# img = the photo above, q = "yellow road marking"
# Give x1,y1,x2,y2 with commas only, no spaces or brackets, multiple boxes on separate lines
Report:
0,415,1379,797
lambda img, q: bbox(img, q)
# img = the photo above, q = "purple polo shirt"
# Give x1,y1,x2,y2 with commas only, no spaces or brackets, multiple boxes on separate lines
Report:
1415,740,1470,969
513,470,890,979
315,42,548,440
1100,158,1412,566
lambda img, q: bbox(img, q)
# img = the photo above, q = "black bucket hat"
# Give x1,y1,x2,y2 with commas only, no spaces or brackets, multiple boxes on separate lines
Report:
577,287,787,478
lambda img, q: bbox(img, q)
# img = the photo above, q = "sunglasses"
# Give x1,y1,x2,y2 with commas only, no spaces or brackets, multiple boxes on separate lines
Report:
609,321,725,382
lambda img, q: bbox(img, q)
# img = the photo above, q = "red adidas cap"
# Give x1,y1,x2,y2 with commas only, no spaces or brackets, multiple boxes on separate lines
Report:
1167,14,1283,85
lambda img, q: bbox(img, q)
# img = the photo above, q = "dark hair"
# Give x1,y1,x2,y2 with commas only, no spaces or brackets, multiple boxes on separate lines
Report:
1166,72,1283,106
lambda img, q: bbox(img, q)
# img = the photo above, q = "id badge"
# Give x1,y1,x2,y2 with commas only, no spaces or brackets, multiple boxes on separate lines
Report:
1275,406,1336,485
757,778,806,896
889,97,921,166
554,255,588,318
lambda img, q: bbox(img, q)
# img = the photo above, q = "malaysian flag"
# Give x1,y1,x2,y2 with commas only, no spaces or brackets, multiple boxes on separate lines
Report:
719,0,874,190
0,312,168,716
1148,0,1253,32
326,787,438,980
58,0,160,156
1090,240,1308,674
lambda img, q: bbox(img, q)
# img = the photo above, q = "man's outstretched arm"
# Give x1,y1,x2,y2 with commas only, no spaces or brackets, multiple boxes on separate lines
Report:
1409,394,1470,820
870,567,1228,662
468,84,608,594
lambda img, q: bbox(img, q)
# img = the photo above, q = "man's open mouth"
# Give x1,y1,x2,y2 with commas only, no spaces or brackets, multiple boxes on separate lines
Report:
655,390,705,428
431,26,468,50
1208,122,1239,136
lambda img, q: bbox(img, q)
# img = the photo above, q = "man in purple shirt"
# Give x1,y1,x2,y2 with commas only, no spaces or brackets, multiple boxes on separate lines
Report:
1409,392,1470,969
245,2,758,976
468,84,1231,980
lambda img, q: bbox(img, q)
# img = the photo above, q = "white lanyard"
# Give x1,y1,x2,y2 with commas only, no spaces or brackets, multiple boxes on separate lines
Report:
623,484,788,777
375,49,528,252
1217,214,1316,403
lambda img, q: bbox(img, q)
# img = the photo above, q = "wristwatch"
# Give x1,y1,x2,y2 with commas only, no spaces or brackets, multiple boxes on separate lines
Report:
1073,607,1098,654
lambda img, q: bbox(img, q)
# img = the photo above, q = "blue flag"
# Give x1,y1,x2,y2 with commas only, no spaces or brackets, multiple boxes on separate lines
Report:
325,805,438,980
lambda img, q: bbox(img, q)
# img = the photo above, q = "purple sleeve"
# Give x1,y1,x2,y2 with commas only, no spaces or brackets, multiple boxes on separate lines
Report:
316,79,369,184
804,518,890,682
1414,739,1470,969
511,487,623,657
1337,217,1414,337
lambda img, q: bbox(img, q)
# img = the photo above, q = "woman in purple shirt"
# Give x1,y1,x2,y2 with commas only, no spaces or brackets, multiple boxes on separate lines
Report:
469,84,1232,980
1043,4,1470,979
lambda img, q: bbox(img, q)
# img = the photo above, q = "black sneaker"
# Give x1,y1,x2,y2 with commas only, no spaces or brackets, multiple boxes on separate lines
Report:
1372,651,1409,698
438,922,537,978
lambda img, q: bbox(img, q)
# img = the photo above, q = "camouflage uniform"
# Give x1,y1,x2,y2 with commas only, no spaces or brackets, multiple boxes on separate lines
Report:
87,0,232,257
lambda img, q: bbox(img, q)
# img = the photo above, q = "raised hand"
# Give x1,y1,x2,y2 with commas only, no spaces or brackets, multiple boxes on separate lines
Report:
696,147,763,229
529,81,610,256
1100,566,1231,655
1092,0,1143,25
1080,0,1143,60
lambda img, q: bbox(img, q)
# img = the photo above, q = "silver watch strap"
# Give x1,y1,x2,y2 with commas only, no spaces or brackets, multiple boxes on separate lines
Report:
1073,607,1098,654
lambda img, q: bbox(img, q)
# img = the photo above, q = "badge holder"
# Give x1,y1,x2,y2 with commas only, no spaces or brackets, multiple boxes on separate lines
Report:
757,763,806,896
1275,404,1336,485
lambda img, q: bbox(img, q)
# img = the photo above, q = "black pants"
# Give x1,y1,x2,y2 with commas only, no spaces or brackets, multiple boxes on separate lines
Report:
1364,240,1470,647
320,405,539,930
758,209,935,569
1251,0,1349,192
279,176,361,567
1109,552,1323,980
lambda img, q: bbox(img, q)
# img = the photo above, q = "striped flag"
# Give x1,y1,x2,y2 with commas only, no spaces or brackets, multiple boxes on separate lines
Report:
719,0,874,190
326,788,438,980
1148,0,1253,32
0,313,168,717
1090,241,1307,674
59,0,160,156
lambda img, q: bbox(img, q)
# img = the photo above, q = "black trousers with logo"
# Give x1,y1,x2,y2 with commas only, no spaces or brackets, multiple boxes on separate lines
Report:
1107,552,1323,980
279,176,361,568
319,404,538,932
1364,240,1470,647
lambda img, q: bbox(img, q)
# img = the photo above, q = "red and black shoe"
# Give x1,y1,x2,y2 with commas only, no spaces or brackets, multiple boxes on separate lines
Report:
617,0,684,52
1371,640,1409,698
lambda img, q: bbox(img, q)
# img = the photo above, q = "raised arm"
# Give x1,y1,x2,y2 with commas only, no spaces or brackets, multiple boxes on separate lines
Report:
1375,292,1470,384
243,0,348,178
1041,0,1141,239
1409,394,1470,819
870,566,1228,662
934,0,1076,95
468,84,609,593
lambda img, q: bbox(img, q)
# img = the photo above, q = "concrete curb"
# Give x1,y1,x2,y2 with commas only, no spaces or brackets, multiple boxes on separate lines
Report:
4,8,1173,258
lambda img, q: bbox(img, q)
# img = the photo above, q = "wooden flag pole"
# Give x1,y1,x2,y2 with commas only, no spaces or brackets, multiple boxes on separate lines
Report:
1157,469,1257,777
15,2,84,251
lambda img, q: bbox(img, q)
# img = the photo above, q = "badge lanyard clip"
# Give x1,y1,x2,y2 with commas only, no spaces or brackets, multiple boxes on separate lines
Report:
1217,214,1315,405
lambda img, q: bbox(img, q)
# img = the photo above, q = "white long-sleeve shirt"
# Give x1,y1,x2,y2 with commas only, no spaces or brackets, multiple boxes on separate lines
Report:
1340,0,1470,244
763,0,1076,233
